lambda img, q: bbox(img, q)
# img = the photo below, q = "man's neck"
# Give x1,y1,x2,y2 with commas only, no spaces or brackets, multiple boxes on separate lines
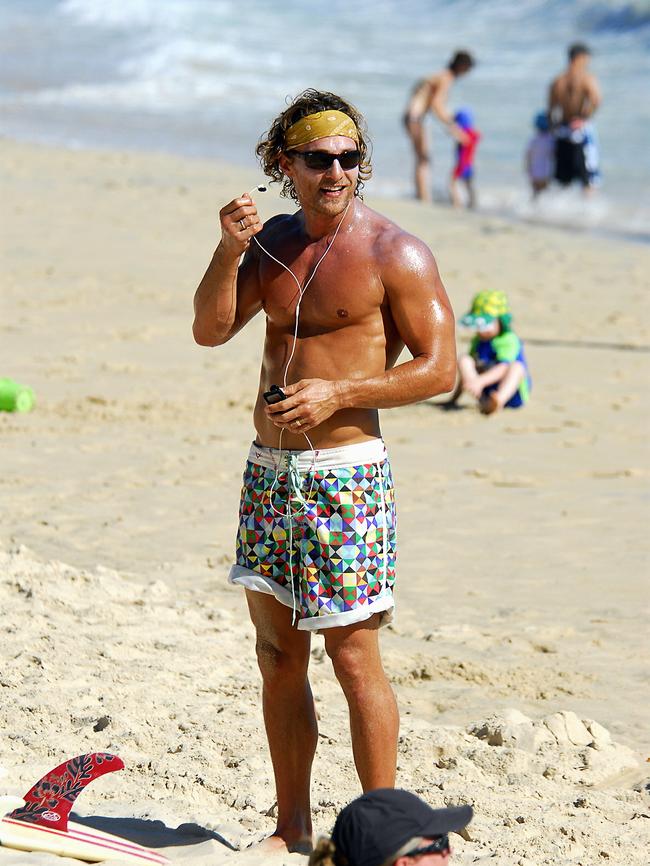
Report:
299,199,355,242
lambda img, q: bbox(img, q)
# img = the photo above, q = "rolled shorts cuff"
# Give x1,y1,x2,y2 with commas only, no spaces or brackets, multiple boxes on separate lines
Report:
229,564,395,632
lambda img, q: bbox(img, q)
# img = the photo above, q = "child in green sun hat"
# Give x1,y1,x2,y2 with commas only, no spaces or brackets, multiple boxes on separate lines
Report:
458,290,531,414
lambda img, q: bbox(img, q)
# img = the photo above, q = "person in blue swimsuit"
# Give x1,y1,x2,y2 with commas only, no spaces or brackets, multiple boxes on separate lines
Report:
457,290,531,414
449,108,480,209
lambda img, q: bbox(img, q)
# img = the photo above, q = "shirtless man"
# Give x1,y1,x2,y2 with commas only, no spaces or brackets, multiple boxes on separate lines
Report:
403,50,475,202
192,89,456,853
548,43,602,189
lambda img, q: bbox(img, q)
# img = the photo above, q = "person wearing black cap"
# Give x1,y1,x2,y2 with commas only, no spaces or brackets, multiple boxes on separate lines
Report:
308,789,473,866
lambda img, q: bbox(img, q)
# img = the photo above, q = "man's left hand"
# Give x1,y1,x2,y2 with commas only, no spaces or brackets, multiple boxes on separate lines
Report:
264,379,344,433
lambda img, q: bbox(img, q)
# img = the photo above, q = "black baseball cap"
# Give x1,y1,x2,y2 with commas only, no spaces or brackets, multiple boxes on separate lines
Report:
331,789,473,866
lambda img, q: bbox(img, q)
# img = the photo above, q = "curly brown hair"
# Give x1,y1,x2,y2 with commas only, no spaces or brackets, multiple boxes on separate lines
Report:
308,836,348,866
256,89,372,203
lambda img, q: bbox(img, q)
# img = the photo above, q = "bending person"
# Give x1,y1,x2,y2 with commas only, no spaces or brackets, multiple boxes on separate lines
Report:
403,50,475,202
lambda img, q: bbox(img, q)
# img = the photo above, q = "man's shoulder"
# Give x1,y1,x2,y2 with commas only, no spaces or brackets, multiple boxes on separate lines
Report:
360,207,435,285
243,212,296,263
261,212,296,235
255,212,297,245
366,209,431,261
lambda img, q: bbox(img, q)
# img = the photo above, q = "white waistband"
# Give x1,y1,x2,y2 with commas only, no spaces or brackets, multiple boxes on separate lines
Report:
247,438,387,472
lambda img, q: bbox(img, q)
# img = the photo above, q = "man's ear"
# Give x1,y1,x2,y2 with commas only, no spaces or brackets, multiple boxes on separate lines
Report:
278,152,293,178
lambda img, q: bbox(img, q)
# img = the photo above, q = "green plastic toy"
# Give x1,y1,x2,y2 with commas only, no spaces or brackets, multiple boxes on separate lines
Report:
0,378,35,413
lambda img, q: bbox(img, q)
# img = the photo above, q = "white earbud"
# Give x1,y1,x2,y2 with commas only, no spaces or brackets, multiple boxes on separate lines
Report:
249,184,268,195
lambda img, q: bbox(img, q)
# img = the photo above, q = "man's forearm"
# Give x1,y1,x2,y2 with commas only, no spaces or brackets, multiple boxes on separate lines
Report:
338,354,456,410
193,243,240,346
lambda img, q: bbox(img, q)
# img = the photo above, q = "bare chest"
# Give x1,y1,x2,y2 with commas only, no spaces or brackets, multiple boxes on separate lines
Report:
259,244,384,334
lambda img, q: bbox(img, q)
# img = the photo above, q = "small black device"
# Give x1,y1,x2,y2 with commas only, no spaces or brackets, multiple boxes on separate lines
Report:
263,384,287,405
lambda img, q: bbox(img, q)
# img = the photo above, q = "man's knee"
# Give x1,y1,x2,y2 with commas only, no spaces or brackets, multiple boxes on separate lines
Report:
325,640,372,692
255,636,308,682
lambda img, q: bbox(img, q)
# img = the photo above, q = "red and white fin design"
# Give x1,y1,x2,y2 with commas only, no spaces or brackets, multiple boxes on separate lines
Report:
1,753,170,864
8,752,124,831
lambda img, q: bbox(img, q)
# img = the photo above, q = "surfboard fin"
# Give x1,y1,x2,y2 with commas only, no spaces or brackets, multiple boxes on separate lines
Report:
7,753,124,832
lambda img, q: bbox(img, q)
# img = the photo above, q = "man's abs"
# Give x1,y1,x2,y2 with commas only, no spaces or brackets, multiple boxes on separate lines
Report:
253,324,395,450
254,403,381,451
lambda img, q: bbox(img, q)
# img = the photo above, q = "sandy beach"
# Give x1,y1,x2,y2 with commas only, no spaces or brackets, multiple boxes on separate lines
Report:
1,138,649,865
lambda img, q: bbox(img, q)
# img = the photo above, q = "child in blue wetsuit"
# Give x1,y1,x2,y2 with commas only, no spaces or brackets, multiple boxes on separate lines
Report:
458,290,531,414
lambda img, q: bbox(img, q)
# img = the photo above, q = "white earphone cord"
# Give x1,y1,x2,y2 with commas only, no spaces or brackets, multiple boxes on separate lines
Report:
252,201,352,622
253,199,351,467
252,200,351,392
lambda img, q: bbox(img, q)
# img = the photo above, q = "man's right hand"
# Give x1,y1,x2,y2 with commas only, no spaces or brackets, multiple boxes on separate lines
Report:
219,193,263,256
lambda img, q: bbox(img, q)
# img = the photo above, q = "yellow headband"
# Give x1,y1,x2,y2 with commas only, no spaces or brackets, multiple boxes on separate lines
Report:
285,110,359,150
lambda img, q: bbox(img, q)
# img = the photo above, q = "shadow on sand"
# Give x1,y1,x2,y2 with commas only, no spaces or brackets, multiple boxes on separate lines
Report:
71,813,238,852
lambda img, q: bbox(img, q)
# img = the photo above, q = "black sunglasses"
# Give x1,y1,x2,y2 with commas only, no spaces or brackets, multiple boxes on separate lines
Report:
291,150,361,171
404,835,450,858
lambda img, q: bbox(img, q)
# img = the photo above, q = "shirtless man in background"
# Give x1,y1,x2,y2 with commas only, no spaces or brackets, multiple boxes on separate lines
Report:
193,89,456,853
549,43,602,189
403,50,475,201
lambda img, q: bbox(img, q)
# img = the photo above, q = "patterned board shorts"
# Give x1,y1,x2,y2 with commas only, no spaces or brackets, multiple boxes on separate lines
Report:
229,438,397,632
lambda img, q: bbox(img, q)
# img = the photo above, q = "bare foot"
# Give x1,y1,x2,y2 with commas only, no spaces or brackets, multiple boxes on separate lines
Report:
479,393,499,415
251,833,313,855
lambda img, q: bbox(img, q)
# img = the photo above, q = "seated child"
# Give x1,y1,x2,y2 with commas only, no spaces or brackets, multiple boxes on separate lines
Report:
458,290,531,414
525,111,554,197
450,108,480,209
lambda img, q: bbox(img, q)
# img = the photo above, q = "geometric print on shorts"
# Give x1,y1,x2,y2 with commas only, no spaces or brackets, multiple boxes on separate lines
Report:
235,455,397,628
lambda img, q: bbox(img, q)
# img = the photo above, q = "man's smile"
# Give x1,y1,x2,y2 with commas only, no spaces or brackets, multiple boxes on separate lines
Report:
320,184,347,196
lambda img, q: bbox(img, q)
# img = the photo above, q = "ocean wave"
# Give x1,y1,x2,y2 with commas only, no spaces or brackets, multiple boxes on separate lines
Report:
577,0,650,32
59,0,650,30
477,183,650,242
2,0,646,243
58,0,232,29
